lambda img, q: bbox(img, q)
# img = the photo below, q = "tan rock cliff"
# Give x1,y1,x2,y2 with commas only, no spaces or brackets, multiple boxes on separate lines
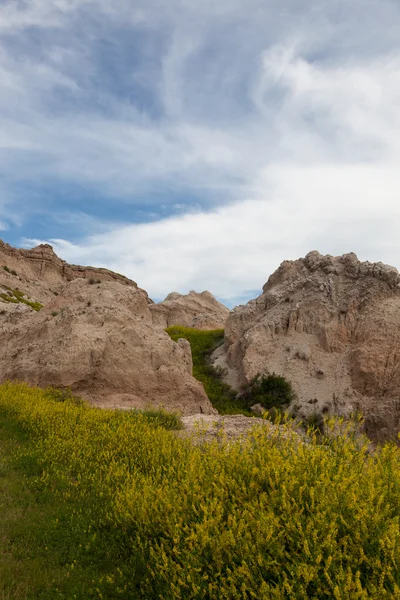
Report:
220,251,400,443
0,240,214,416
0,239,142,304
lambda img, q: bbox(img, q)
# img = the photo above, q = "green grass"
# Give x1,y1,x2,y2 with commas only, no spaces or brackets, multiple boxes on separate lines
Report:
0,389,183,600
0,411,102,599
1,382,400,599
165,326,250,414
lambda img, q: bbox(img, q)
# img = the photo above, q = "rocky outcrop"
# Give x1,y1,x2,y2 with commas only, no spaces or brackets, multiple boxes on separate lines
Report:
220,251,400,443
150,290,229,330
0,240,142,305
0,239,213,415
0,279,214,415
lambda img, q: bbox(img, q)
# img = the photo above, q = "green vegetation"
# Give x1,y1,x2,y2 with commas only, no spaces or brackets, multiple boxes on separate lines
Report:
129,407,183,430
3,265,18,276
166,326,295,416
0,287,43,311
238,373,295,411
303,412,326,436
1,382,400,599
44,385,183,430
43,386,85,405
0,384,183,600
166,326,242,414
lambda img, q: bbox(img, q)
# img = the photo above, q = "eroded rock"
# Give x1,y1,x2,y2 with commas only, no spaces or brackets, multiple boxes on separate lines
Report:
0,239,144,305
0,243,215,416
150,290,229,330
220,251,400,443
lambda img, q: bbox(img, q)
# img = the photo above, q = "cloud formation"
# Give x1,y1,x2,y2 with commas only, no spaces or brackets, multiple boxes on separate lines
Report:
2,0,400,303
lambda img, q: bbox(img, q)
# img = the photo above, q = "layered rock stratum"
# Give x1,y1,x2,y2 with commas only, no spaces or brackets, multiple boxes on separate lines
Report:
219,251,400,443
150,290,229,330
0,239,138,302
0,241,215,415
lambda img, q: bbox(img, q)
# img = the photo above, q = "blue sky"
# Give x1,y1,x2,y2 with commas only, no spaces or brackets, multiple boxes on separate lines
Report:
1,0,400,305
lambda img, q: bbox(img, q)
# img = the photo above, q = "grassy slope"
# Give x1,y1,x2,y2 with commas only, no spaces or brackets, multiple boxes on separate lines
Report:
1,383,400,599
0,412,97,599
165,326,251,414
0,393,183,600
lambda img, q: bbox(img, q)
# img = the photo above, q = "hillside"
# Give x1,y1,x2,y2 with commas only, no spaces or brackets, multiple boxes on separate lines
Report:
1,382,400,599
2,240,400,444
1,242,400,598
0,240,219,416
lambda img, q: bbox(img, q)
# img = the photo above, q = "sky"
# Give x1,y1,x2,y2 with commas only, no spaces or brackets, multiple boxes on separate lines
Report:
1,0,400,306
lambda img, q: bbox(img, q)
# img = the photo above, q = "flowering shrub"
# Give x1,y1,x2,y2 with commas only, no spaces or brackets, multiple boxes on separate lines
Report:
1,382,400,599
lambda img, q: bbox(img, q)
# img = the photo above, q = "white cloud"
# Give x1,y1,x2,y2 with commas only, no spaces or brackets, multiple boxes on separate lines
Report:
3,0,400,303
20,44,399,305
24,159,400,306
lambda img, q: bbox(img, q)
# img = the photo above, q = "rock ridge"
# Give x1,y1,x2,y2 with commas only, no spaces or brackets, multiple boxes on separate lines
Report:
0,239,137,289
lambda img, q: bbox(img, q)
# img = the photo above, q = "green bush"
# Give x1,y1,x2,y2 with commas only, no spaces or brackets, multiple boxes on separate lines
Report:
239,373,296,411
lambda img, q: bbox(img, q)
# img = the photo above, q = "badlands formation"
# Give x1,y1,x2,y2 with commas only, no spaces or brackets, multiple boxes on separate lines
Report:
219,251,400,443
1,239,400,443
0,241,215,415
150,290,229,330
0,239,137,301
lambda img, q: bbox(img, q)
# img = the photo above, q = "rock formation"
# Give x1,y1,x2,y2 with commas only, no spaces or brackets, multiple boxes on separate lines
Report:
5,239,400,441
220,251,400,443
0,239,142,305
150,290,229,330
0,241,214,416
